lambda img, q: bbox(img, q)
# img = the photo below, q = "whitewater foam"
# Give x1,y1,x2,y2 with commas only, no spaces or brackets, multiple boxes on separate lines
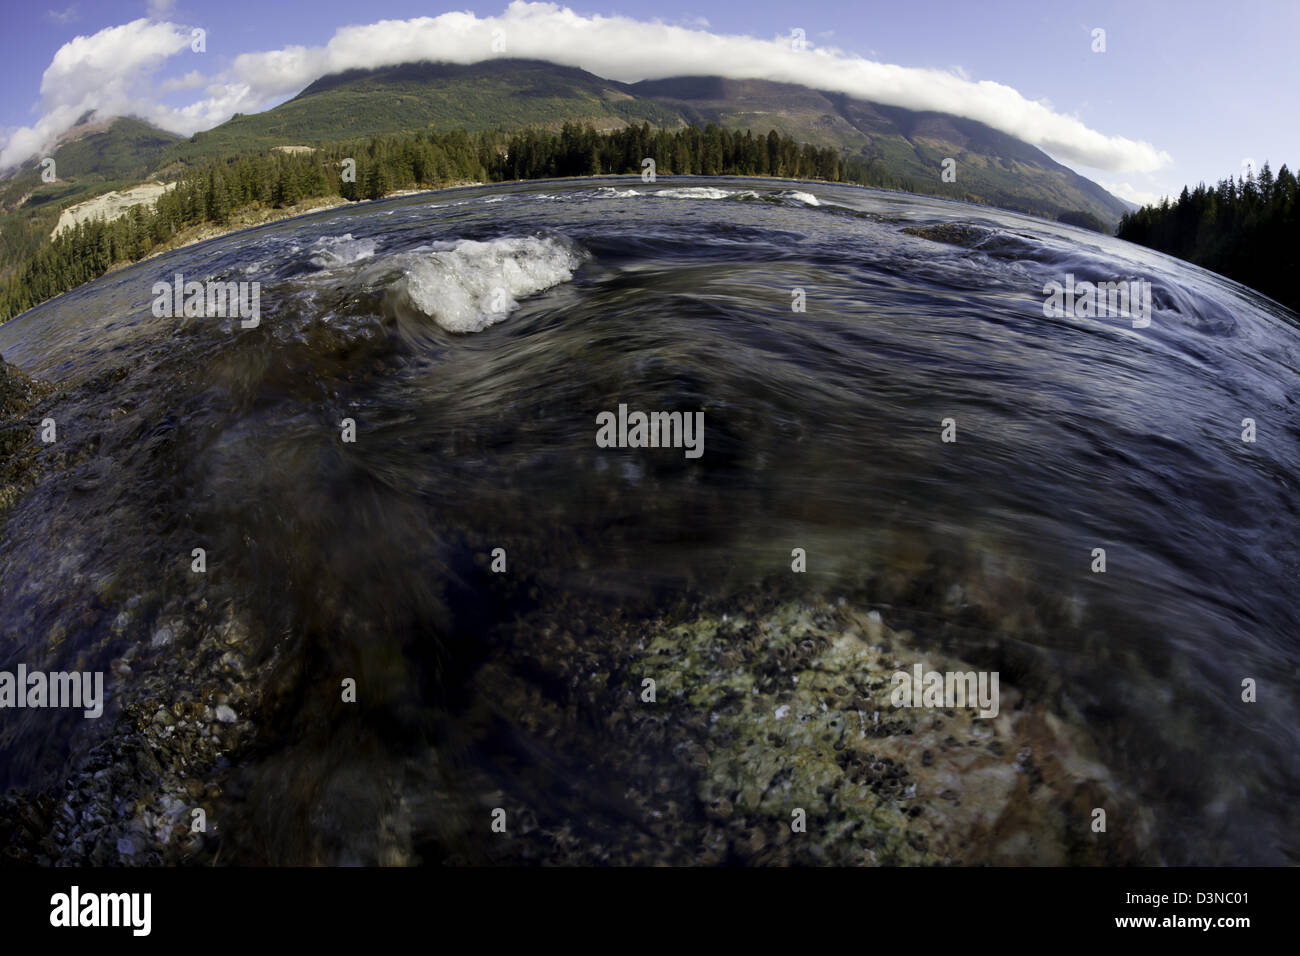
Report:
593,187,641,199
309,234,378,269
775,190,821,206
398,235,585,334
653,187,759,201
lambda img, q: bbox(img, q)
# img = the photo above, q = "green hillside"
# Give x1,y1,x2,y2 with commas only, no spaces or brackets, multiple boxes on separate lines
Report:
0,116,182,281
629,76,1129,225
0,59,1135,316
165,61,683,164
1,116,181,211
162,60,1126,226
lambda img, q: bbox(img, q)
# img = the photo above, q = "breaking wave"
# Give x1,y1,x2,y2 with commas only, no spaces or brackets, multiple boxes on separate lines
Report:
308,234,378,269
391,235,586,333
653,186,760,201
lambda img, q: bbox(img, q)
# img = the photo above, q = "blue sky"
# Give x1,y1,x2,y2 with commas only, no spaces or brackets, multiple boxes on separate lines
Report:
3,0,1296,205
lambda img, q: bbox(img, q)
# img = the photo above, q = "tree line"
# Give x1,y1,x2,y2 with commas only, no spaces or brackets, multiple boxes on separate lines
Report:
0,121,932,321
1116,162,1300,314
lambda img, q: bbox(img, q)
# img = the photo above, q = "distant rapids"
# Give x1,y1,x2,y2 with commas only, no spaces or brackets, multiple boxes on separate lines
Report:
0,177,1297,865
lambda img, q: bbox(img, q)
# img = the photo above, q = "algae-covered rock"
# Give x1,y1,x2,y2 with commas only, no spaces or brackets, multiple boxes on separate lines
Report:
470,592,1155,865
1,352,1156,868
901,223,995,248
0,354,57,517
629,599,1152,864
0,354,50,417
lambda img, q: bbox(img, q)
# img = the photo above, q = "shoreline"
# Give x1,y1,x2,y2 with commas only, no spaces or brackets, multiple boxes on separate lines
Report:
0,182,483,325
2,173,1090,327
138,181,483,263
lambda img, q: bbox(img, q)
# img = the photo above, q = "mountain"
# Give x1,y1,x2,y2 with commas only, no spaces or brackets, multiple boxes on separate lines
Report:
0,59,1131,278
0,116,183,280
160,60,1126,227
1,114,181,234
628,75,1130,226
166,61,684,165
2,116,181,198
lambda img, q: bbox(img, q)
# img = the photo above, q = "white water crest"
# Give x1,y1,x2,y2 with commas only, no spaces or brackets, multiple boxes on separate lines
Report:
775,190,821,206
397,235,586,333
592,186,641,199
309,234,378,269
652,187,759,201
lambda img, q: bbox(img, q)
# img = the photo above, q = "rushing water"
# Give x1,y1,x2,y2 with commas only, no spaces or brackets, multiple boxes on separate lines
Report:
1,176,1297,864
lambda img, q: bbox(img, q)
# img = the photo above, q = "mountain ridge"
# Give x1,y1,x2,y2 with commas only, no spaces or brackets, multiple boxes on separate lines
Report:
1,58,1130,283
163,59,1126,226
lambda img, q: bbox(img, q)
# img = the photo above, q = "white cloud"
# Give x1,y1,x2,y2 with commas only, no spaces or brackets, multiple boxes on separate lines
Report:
1,18,197,169
3,2,1173,175
46,5,80,25
1099,181,1175,208
156,70,207,95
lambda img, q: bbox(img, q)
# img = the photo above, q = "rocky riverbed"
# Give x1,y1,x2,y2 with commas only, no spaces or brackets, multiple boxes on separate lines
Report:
4,176,1296,865
0,355,1154,866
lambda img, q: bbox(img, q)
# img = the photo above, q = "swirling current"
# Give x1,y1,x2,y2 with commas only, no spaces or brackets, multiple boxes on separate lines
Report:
0,176,1296,865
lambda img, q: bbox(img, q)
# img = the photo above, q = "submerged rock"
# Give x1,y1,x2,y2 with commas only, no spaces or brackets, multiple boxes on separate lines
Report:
0,355,56,516
0,354,1159,868
641,601,1153,864
901,222,1051,262
902,223,996,248
460,592,1156,866
0,354,52,416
